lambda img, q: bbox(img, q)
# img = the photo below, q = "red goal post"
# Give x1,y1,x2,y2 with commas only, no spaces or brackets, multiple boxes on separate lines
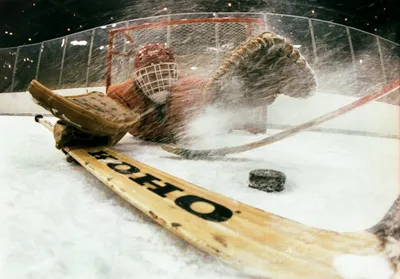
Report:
106,17,264,89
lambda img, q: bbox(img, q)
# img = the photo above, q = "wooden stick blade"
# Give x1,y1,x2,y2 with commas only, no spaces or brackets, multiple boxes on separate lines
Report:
67,146,389,278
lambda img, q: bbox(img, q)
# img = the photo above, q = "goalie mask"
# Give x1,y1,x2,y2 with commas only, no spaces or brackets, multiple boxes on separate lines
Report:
133,43,178,104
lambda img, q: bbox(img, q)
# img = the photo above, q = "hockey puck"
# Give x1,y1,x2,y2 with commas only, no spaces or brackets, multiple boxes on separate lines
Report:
34,114,43,123
248,169,286,192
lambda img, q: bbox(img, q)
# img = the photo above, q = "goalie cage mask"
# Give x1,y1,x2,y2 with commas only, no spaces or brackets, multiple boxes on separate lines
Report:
133,43,178,104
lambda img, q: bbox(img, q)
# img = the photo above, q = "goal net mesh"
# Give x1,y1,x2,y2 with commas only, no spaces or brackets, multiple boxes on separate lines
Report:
108,18,264,86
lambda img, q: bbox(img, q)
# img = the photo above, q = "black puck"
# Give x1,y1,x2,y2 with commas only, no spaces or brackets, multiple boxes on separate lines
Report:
248,169,286,192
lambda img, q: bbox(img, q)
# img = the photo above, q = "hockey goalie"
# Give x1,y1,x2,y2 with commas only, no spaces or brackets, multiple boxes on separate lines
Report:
28,31,317,149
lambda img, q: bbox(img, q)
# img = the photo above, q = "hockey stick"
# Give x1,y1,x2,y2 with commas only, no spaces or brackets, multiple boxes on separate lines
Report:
35,114,398,279
161,79,400,158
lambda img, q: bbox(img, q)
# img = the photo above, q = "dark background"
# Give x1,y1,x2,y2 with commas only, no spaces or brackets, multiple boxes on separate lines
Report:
0,0,399,47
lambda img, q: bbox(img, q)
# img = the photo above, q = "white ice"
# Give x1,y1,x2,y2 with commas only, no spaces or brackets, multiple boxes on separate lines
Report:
0,115,399,279
333,254,394,279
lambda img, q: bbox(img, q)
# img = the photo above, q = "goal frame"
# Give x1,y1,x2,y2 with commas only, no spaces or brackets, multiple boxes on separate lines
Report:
105,17,264,90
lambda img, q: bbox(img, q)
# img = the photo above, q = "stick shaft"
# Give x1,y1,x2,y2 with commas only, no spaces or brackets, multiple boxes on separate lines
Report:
163,79,400,157
234,79,400,153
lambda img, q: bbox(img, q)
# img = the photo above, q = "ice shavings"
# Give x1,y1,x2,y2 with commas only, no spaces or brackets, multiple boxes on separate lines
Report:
333,254,394,279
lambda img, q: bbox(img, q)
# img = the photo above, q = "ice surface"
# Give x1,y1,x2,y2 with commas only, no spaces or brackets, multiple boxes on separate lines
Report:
333,254,394,279
0,115,399,279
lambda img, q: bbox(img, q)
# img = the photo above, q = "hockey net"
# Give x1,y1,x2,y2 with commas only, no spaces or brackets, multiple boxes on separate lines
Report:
107,17,267,133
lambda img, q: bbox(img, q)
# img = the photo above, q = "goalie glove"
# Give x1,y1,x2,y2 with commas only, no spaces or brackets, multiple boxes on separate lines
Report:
203,31,317,107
